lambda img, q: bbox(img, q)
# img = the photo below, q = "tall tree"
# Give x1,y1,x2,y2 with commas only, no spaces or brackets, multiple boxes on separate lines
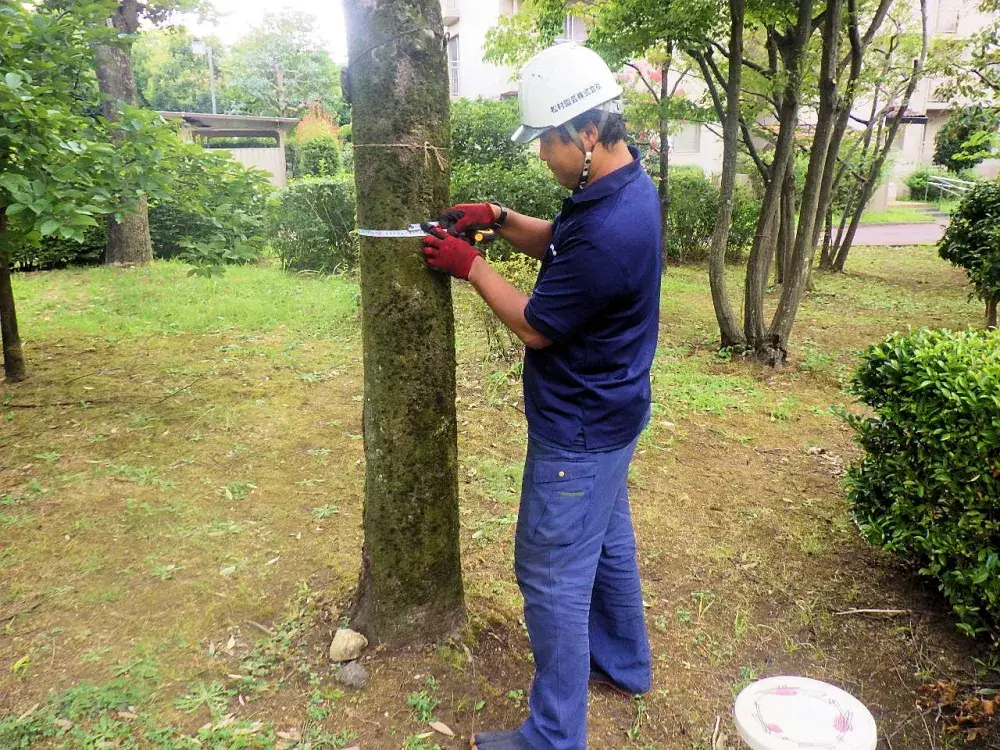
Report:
343,0,464,644
94,0,154,265
702,0,745,347
134,27,225,113
0,0,174,380
225,12,342,117
91,0,199,266
823,0,930,271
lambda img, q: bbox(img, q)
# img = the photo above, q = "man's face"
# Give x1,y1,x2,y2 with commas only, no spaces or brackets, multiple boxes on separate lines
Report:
538,129,585,190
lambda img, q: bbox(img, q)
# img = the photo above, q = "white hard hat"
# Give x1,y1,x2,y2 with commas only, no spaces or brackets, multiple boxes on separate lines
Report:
511,43,624,144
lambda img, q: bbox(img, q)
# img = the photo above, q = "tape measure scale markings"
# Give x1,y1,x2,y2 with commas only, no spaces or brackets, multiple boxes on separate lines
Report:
357,223,436,238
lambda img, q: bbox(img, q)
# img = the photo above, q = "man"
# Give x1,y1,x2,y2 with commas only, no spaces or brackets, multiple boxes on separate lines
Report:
422,43,661,750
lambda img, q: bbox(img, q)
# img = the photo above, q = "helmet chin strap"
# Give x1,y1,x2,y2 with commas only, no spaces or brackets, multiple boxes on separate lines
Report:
562,100,615,191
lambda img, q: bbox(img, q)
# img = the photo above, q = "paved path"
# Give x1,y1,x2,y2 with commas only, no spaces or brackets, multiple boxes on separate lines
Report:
850,221,947,246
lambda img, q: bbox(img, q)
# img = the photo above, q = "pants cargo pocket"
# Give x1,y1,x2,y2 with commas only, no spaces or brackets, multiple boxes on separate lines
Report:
527,459,598,546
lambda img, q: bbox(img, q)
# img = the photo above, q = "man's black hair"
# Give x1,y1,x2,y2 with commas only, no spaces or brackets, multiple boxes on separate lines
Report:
557,107,628,148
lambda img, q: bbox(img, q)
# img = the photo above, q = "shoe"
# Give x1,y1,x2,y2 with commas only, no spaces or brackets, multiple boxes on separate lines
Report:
470,728,533,748
589,667,635,697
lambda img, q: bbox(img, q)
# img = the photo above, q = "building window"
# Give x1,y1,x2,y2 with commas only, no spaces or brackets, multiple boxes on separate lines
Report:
556,14,587,43
444,0,460,16
673,123,701,153
500,0,521,14
448,35,460,95
936,0,959,32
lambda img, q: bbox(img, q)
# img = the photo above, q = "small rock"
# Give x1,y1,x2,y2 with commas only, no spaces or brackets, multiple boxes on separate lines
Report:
336,661,370,689
329,628,368,662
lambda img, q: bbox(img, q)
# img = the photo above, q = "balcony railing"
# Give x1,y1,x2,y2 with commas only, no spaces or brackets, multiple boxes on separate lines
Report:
443,0,459,25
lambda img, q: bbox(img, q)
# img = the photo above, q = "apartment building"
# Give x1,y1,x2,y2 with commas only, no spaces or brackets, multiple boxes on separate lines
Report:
878,0,1000,202
442,0,585,100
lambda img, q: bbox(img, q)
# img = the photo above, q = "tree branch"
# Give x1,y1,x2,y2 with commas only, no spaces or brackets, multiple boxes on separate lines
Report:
623,62,660,102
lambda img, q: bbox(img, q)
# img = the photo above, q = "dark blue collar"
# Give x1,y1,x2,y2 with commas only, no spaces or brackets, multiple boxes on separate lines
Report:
567,146,644,206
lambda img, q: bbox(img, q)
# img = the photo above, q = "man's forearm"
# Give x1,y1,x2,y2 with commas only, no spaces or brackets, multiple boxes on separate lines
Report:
494,207,554,261
467,257,551,349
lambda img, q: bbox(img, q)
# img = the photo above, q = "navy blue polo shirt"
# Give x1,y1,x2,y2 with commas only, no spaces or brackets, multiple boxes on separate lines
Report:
523,146,662,451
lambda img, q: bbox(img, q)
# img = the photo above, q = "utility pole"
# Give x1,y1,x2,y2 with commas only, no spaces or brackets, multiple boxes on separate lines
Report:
343,0,465,645
192,39,217,114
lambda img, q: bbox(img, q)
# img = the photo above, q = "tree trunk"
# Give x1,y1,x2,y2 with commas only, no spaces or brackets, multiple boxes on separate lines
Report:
776,168,796,287
706,0,745,349
659,57,671,264
343,0,464,646
768,0,844,357
820,207,834,268
0,214,26,383
743,9,813,355
988,296,998,329
275,63,287,117
94,0,153,266
833,0,928,272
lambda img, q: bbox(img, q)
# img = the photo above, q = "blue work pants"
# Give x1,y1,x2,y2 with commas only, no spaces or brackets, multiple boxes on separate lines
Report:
514,433,652,749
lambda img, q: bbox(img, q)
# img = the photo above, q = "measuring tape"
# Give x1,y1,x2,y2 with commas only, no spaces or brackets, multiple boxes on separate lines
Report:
357,222,436,239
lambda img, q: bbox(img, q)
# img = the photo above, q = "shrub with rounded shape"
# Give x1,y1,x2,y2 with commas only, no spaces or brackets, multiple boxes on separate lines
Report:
847,328,1000,647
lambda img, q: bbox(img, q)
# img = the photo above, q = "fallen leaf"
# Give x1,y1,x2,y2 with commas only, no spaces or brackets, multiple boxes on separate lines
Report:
430,720,455,737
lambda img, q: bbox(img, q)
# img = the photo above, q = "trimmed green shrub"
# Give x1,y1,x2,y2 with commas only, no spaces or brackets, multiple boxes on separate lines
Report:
292,133,340,178
939,179,1000,324
847,328,1000,646
452,159,567,260
268,176,357,273
666,167,760,263
451,98,528,169
666,167,716,262
905,166,953,200
11,225,105,271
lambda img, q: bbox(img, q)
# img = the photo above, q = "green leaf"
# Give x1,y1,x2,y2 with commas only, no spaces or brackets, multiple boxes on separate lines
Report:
4,71,22,90
38,219,61,236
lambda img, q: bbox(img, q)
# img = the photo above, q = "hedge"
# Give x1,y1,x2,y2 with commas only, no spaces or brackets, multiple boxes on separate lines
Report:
847,328,1000,646
267,176,357,273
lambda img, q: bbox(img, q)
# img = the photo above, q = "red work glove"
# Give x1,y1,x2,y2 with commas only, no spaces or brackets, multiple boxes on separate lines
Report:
437,203,497,236
421,224,483,280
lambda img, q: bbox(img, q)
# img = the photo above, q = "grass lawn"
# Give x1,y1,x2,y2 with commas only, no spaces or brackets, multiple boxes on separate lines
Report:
856,205,935,224
0,247,994,748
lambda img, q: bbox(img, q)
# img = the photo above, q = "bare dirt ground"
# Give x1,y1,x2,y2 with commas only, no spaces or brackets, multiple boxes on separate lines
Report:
1,245,996,748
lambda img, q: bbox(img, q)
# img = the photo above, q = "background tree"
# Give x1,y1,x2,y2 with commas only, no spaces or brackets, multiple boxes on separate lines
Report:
822,0,930,271
0,0,175,380
933,106,998,172
225,12,343,118
938,180,1000,328
343,0,465,644
91,0,199,266
134,27,226,113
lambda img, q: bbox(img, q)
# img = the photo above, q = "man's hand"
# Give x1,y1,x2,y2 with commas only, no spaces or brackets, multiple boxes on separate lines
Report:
421,224,483,280
437,203,498,236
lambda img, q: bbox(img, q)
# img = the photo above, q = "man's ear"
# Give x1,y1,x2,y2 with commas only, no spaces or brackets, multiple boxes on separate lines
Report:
582,122,601,150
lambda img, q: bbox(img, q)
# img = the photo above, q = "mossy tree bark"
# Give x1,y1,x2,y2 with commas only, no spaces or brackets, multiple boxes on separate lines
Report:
0,212,26,383
94,0,154,266
343,0,464,645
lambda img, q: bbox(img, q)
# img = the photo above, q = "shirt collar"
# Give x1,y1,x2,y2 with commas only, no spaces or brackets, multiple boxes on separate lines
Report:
567,146,644,206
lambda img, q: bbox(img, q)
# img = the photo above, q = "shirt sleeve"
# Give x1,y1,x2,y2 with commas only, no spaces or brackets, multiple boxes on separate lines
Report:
524,236,627,344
